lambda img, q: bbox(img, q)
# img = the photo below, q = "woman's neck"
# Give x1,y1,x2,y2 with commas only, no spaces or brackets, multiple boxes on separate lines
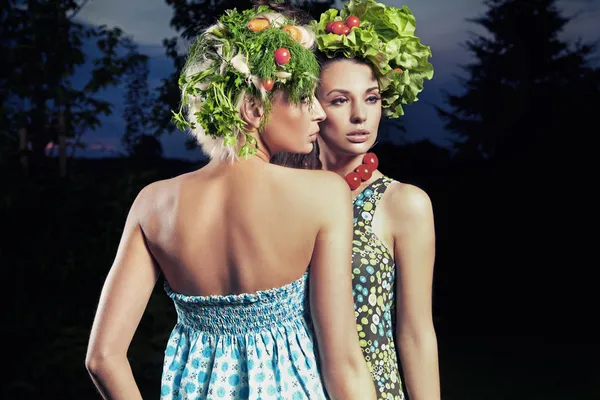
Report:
318,140,367,178
317,139,382,193
253,130,271,162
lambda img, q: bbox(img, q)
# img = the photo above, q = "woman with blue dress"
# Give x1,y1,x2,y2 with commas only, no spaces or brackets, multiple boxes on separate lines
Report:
85,3,376,399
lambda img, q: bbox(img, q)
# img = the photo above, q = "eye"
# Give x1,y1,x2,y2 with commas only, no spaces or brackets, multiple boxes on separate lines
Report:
331,97,348,105
366,95,381,103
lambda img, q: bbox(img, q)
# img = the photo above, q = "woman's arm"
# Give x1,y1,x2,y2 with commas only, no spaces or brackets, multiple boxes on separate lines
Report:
309,173,377,400
85,185,161,400
390,184,440,400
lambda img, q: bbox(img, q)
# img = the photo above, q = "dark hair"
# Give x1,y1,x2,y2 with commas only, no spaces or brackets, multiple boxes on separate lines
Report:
318,52,375,77
271,141,322,169
251,0,314,24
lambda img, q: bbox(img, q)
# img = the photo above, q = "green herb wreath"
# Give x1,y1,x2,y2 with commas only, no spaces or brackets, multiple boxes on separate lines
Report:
172,5,320,158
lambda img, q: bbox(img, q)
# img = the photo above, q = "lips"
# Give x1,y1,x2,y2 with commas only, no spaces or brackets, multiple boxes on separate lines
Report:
347,129,370,143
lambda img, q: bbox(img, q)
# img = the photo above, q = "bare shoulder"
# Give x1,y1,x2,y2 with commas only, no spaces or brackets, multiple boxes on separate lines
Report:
296,169,349,202
308,169,348,194
274,166,347,192
130,173,189,219
137,169,199,201
274,167,350,215
386,181,433,221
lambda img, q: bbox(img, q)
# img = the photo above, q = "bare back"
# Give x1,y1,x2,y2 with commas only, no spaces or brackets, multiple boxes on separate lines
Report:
138,158,326,296
86,156,376,399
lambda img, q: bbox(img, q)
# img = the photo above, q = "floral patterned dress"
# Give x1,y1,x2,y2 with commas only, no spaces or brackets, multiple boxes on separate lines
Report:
160,272,328,399
352,176,404,400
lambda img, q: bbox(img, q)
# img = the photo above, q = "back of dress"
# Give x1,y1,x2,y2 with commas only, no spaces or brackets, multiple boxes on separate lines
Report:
161,272,322,399
139,160,329,399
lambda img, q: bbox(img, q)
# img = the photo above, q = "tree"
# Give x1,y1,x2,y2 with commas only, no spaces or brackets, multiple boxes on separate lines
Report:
437,0,600,163
151,0,336,149
1,0,148,174
122,52,155,156
130,134,164,161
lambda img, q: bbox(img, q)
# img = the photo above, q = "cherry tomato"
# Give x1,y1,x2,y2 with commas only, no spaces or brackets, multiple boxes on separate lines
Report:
345,171,361,190
362,152,379,169
262,78,274,91
355,164,374,181
274,48,290,65
331,21,346,35
346,16,360,28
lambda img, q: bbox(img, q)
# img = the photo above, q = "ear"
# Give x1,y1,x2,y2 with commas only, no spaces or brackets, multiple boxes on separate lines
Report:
240,95,264,131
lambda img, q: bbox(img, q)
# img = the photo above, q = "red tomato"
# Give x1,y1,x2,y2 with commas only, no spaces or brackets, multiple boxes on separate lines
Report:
326,21,335,33
262,78,274,91
342,25,351,35
346,16,360,28
362,152,379,169
274,48,290,65
355,164,374,181
345,171,361,190
331,21,346,35
394,67,403,73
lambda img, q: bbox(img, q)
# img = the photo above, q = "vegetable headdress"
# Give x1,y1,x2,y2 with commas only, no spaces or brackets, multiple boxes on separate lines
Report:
314,0,434,117
172,5,319,158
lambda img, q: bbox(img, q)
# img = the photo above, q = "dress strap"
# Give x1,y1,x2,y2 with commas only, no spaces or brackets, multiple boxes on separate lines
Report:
371,176,394,207
353,176,394,225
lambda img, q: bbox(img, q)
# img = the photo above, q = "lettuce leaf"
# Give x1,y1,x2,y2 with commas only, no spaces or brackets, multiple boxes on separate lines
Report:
315,0,434,117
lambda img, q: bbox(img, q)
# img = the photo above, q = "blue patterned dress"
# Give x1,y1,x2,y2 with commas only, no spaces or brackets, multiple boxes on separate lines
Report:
160,272,328,399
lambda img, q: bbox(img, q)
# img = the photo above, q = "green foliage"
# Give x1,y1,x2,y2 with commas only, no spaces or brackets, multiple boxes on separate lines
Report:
171,5,320,157
122,54,156,156
150,0,335,150
0,0,149,172
437,0,600,160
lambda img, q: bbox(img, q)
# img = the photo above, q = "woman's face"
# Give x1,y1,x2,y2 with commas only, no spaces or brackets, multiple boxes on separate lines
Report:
317,59,382,156
261,90,326,155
